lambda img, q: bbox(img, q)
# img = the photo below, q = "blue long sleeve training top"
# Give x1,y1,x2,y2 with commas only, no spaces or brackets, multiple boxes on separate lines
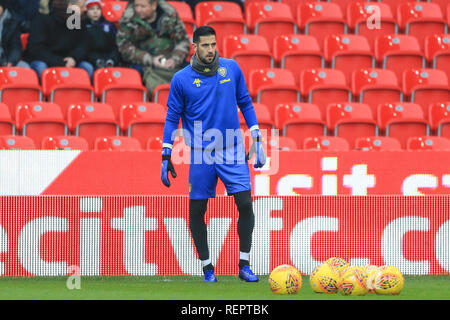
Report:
162,57,259,150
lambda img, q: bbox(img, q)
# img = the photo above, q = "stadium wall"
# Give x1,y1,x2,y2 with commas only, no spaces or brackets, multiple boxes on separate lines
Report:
1,151,450,276
0,195,449,276
2,150,450,196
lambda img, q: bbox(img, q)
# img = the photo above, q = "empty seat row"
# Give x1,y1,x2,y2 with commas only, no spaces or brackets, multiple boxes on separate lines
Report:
0,67,147,120
0,134,164,151
265,101,450,149
302,135,450,151
223,33,450,82
246,67,450,121
171,1,449,51
0,101,167,149
3,133,450,152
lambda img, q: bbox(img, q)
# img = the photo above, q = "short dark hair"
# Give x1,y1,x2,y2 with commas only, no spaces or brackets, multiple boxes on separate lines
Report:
193,26,216,44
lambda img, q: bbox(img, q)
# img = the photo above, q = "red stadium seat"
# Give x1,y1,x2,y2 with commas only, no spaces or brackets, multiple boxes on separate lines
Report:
300,68,352,118
425,34,450,80
238,103,274,134
94,136,142,151
248,68,300,120
351,68,403,119
195,1,246,52
347,2,398,50
326,102,378,148
273,34,324,86
297,2,347,49
146,136,164,150
222,34,274,80
0,135,36,150
402,68,450,117
378,0,417,16
375,35,426,81
68,102,120,149
16,102,68,147
94,67,147,119
0,67,42,119
41,67,94,119
266,135,298,151
244,0,269,12
167,1,196,34
303,136,350,151
246,2,297,51
377,102,430,148
0,102,15,135
428,0,449,15
407,136,450,151
280,0,318,20
397,2,447,47
448,3,450,26
324,34,375,83
329,0,362,18
120,102,167,148
355,136,402,151
274,102,327,148
428,101,450,137
102,1,127,25
152,83,171,106
41,136,89,150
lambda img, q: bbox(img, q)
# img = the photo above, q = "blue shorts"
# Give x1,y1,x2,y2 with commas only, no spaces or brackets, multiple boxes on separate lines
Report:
188,146,251,199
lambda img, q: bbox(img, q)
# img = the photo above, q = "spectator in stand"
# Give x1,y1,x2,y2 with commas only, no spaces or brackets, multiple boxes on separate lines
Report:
6,0,40,33
25,0,94,79
0,0,30,68
116,0,190,95
39,0,52,15
85,0,121,69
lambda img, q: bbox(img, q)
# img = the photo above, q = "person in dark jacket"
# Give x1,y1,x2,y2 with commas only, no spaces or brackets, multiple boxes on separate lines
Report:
6,0,40,33
25,0,94,79
0,0,29,67
85,0,121,68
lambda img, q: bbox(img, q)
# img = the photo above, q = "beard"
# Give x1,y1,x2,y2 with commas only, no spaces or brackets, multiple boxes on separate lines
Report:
197,52,215,65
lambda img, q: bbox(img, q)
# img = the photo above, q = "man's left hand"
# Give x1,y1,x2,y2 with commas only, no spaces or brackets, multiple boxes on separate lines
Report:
247,129,266,168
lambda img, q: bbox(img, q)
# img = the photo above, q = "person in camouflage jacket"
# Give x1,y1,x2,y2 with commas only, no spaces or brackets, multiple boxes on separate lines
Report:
116,0,189,95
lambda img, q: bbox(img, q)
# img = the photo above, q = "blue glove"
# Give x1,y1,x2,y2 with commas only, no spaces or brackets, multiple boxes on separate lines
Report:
247,129,266,169
161,147,177,187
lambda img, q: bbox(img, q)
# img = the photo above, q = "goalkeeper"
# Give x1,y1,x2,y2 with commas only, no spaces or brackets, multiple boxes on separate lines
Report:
160,26,266,283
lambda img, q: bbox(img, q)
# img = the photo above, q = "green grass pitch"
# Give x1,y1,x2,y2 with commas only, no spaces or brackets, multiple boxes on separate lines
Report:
0,275,448,300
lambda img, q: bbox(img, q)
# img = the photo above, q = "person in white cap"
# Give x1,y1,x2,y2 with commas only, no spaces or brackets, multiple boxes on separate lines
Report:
85,0,121,68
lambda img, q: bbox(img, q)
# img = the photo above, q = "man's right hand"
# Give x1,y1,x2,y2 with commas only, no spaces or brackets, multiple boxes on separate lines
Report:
161,147,177,187
63,57,76,68
153,55,175,70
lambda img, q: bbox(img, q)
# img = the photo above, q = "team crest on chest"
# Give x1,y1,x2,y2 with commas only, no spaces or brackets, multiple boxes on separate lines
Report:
218,67,227,77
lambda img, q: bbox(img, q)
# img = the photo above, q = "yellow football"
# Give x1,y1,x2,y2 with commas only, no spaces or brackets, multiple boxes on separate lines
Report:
364,265,379,293
310,263,340,293
374,265,404,295
326,257,349,276
268,264,302,295
338,266,369,296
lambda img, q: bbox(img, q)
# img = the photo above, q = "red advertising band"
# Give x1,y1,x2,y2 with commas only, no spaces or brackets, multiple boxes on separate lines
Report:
0,195,448,276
